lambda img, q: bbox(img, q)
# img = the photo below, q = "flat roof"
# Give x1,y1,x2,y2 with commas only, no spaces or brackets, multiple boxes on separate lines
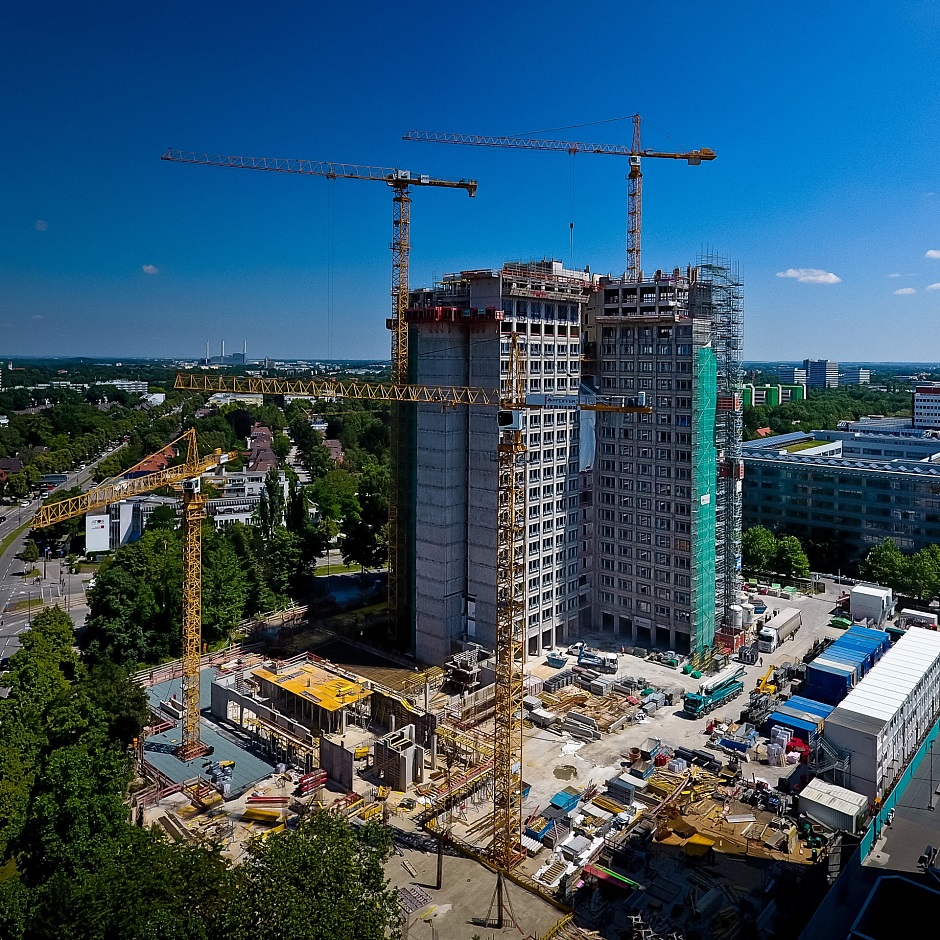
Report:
800,778,868,816
143,668,276,792
852,584,892,599
252,662,372,712
827,629,940,732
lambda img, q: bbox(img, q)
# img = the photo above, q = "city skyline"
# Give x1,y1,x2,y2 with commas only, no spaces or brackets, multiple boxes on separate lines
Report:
2,3,939,361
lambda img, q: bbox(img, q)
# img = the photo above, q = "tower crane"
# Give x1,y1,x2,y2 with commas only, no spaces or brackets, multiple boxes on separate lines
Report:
403,117,715,281
174,361,651,908
33,429,235,760
161,149,478,646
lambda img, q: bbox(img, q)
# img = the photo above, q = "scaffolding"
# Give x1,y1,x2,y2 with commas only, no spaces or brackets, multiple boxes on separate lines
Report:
694,255,744,632
690,335,718,656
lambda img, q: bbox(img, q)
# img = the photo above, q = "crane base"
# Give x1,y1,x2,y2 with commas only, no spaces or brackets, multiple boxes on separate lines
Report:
176,742,210,762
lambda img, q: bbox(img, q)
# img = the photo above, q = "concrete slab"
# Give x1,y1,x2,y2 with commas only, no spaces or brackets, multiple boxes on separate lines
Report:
385,834,565,939
142,666,276,794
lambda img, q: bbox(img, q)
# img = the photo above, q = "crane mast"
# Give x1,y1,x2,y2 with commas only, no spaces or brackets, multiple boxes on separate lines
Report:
403,118,714,280
32,428,234,759
162,149,477,647
492,334,527,917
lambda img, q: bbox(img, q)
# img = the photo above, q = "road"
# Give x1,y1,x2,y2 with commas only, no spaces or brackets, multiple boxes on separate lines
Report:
0,448,122,664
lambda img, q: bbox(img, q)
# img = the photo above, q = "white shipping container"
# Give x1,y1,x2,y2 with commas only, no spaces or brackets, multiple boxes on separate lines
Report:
798,778,867,834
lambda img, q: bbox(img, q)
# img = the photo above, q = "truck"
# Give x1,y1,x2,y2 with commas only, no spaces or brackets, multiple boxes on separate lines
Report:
683,665,746,718
757,607,803,653
573,643,618,674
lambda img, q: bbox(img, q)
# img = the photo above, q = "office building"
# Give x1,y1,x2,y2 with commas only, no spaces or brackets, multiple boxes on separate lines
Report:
742,431,940,564
406,260,590,665
777,366,806,385
913,383,940,429
585,258,743,655
803,359,839,389
841,367,871,385
86,471,289,550
86,496,176,553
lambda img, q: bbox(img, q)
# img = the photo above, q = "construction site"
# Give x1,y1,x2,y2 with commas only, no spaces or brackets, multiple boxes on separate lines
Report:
125,578,868,940
27,125,875,940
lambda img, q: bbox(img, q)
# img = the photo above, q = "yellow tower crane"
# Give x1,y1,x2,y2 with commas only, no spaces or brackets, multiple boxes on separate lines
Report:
161,149,477,647
403,117,715,281
174,362,650,903
32,428,235,760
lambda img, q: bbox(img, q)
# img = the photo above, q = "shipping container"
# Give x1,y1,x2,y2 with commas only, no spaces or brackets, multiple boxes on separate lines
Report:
785,695,834,721
766,711,819,745
798,778,868,833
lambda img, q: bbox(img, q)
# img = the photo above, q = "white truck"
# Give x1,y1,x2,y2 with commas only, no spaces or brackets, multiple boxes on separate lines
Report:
572,643,618,673
757,607,803,653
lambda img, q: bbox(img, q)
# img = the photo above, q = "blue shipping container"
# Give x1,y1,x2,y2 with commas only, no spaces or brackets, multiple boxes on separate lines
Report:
804,661,855,705
786,696,834,720
550,790,579,813
766,712,819,745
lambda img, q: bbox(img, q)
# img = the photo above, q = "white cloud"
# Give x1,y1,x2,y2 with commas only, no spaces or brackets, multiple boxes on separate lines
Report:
926,249,940,259
894,287,916,295
141,263,159,275
927,283,940,291
31,314,44,321
34,220,48,232
888,272,901,277
776,267,841,284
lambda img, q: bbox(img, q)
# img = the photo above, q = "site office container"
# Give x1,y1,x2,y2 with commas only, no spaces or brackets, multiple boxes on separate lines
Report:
804,661,855,705
837,635,887,672
819,648,867,683
785,695,835,721
833,639,877,672
844,626,891,656
798,781,867,834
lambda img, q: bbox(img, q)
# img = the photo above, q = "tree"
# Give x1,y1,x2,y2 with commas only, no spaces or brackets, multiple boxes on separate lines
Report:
225,812,400,940
310,469,359,523
265,529,305,599
861,539,908,595
264,468,285,531
774,535,810,580
21,540,40,564
272,433,292,462
6,473,29,499
203,532,249,640
0,607,81,859
908,544,940,603
146,504,179,531
742,526,777,573
340,459,388,571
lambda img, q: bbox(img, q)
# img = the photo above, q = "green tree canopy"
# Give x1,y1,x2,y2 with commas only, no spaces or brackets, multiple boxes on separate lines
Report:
774,535,811,580
742,526,777,573
225,812,400,940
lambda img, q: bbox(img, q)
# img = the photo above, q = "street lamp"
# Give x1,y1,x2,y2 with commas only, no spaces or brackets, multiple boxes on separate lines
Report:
930,740,935,812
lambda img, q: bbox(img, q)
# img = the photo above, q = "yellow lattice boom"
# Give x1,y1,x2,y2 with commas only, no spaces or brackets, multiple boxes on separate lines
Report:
32,427,235,761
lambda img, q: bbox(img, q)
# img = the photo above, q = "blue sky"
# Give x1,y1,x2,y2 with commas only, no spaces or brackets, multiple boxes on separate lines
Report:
2,2,939,361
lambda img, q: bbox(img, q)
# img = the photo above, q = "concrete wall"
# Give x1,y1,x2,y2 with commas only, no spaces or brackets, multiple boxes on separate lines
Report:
412,326,499,665
319,735,354,791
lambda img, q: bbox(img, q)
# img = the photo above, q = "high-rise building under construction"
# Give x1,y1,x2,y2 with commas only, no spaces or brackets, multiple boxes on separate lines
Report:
405,260,595,664
584,259,743,655
403,257,742,665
